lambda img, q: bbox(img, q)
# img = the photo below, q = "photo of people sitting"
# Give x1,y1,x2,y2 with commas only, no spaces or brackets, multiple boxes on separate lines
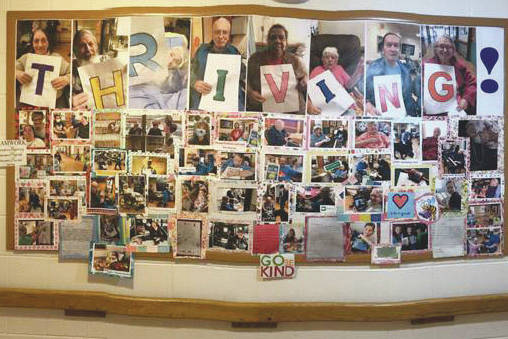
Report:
18,110,49,149
344,186,383,213
53,145,90,172
18,187,44,213
17,220,54,246
181,180,208,213
219,152,255,180
309,120,348,148
49,179,80,196
393,122,420,161
125,114,180,154
261,184,289,222
118,176,146,214
264,154,303,182
129,218,169,246
208,222,249,251
147,177,175,209
217,188,256,212
354,121,391,149
92,247,131,275
310,155,349,183
393,167,430,187
178,149,217,176
280,225,304,253
440,140,467,174
458,119,498,171
436,179,464,212
348,222,378,253
52,111,90,140
350,153,391,184
295,186,335,213
20,154,52,179
90,176,116,210
391,223,428,251
467,228,502,255
422,121,447,161
93,150,126,172
131,155,167,176
467,203,503,228
470,178,502,199
217,118,258,145
47,198,78,220
264,118,303,147
98,215,120,243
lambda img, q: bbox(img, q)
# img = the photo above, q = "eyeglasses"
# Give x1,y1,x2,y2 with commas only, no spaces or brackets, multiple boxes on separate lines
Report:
436,44,454,51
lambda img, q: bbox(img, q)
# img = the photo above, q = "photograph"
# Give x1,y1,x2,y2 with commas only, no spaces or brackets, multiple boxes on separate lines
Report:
51,111,91,140
364,22,421,117
470,177,502,200
347,222,378,253
438,138,468,175
18,110,49,149
47,197,79,221
467,203,503,228
307,20,364,116
392,121,421,161
263,117,304,148
90,244,133,278
128,217,169,249
309,119,348,148
181,180,209,213
349,153,391,184
147,176,176,209
49,177,85,197
393,166,430,187
208,221,249,251
458,119,499,171
219,152,256,180
93,149,127,174
421,25,476,115
216,187,256,213
89,175,117,211
391,222,428,251
16,219,55,248
264,153,303,182
93,111,122,148
19,154,52,179
118,175,146,214
178,148,217,176
216,115,259,146
466,227,502,256
175,218,203,257
124,114,182,154
190,16,247,111
261,184,290,222
17,185,45,216
52,144,90,173
131,154,169,175
436,178,466,213
310,154,349,183
186,114,211,146
295,186,336,213
354,120,391,149
98,215,122,243
422,119,448,161
16,20,72,108
280,222,304,253
344,186,383,213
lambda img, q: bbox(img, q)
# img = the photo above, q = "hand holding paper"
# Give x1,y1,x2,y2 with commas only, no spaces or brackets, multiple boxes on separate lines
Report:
260,64,299,113
19,53,61,108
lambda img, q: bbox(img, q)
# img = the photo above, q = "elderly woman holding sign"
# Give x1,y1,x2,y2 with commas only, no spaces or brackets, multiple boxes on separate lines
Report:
423,35,477,115
16,27,71,108
246,24,307,114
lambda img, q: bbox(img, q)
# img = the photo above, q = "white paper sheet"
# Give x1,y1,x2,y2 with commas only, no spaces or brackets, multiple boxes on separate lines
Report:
308,70,354,115
423,63,458,115
260,64,299,113
373,74,406,118
305,217,344,260
0,139,26,166
20,53,61,108
432,216,465,258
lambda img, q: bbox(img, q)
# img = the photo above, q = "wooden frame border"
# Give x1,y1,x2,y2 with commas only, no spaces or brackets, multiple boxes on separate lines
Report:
5,6,508,265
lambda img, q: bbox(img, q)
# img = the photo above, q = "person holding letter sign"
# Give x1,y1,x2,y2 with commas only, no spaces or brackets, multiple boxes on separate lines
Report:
364,32,421,117
16,27,70,108
247,24,308,114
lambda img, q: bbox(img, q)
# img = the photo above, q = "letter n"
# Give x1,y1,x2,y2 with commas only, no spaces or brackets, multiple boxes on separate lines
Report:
378,82,401,112
89,70,125,109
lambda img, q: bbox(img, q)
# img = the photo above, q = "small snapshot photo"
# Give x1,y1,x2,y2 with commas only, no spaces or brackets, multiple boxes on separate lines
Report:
93,111,122,148
90,244,133,278
93,149,127,174
466,227,502,256
216,116,259,146
264,117,304,148
295,186,336,213
17,186,45,215
436,178,465,213
98,215,121,243
219,152,256,180
52,111,91,140
354,120,391,149
467,203,503,228
20,154,53,179
128,217,169,248
52,144,90,173
16,20,72,109
187,114,211,146
310,154,349,183
16,219,56,249
47,197,79,221
391,222,428,251
264,154,303,182
125,114,145,151
178,148,217,176
458,119,499,171
350,153,391,184
176,218,203,257
89,175,117,211
422,119,448,161
131,154,168,175
280,223,304,253
470,177,502,200
118,175,146,214
309,119,349,148
145,114,181,153
147,176,176,209
18,110,49,149
364,22,421,117
392,121,421,161
344,186,383,213
216,187,256,213
393,166,430,187
261,184,290,222
208,221,249,252
348,222,378,253
439,138,468,175
181,180,209,213
49,178,83,197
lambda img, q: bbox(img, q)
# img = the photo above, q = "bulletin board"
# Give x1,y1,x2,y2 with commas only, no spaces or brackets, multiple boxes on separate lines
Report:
3,5,508,321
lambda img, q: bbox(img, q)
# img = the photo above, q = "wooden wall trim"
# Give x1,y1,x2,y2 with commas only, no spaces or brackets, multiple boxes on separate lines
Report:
0,288,507,322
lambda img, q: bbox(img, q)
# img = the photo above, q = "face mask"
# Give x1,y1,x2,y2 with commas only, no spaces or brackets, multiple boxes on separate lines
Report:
195,129,206,137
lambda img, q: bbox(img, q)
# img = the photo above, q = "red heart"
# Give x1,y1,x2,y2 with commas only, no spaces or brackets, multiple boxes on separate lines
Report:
392,194,409,209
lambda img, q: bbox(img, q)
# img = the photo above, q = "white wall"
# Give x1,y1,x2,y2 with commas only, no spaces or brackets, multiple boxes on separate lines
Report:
1,0,508,337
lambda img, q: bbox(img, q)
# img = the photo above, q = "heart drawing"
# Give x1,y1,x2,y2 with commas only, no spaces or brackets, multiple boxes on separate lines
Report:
392,194,409,209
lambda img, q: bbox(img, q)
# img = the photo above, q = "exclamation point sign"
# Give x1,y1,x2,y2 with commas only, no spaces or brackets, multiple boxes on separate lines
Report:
480,47,499,93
